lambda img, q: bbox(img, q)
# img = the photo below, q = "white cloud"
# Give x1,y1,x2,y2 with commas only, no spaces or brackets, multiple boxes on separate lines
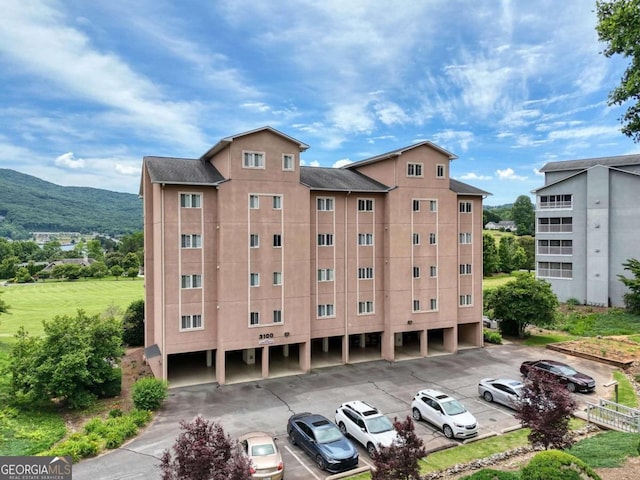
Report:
496,167,527,180
459,172,492,181
241,102,271,112
332,159,352,168
373,101,409,126
300,159,320,167
55,152,85,169
548,125,621,141
431,129,474,152
115,163,140,175
533,168,544,176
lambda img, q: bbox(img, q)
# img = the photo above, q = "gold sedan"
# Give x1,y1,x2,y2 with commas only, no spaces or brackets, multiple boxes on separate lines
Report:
239,432,284,480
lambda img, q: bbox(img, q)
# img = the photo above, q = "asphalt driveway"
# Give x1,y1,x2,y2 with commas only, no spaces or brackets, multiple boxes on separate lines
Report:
73,343,616,480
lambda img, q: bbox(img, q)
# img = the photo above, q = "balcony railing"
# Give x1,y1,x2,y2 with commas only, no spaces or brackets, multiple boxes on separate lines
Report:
537,246,573,255
537,225,573,233
538,200,573,209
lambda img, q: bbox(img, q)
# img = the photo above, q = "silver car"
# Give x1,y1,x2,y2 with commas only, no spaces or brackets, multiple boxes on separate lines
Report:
478,378,524,409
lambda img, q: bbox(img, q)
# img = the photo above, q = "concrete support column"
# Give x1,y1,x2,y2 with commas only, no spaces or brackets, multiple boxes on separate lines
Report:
394,332,403,347
216,349,226,385
444,327,457,353
300,342,310,373
381,331,394,362
420,330,427,357
322,337,329,353
262,347,269,379
206,349,213,368
342,335,349,364
359,333,366,349
283,344,289,357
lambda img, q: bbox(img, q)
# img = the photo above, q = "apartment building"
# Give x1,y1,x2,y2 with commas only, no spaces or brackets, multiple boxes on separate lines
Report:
534,154,640,307
141,127,489,385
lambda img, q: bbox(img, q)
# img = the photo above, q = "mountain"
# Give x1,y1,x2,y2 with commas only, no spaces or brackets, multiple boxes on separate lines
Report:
0,169,142,238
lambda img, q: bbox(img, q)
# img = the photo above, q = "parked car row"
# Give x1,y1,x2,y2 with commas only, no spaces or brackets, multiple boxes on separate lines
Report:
240,358,596,478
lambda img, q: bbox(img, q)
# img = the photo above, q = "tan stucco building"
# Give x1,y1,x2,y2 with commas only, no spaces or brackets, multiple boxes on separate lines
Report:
141,127,489,386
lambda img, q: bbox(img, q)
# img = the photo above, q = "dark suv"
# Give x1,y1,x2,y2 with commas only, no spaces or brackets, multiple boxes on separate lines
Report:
520,359,596,393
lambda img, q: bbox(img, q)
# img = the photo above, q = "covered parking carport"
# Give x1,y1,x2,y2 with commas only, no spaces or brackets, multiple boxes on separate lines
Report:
167,350,216,388
310,336,343,368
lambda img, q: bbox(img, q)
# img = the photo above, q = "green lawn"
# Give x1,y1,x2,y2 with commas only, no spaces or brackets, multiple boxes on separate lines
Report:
483,274,516,291
0,278,143,337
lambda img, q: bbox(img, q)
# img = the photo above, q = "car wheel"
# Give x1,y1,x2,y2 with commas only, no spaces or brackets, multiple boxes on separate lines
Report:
567,382,577,393
338,421,347,436
288,430,296,446
483,391,494,403
412,407,422,421
443,425,454,439
367,443,376,458
316,455,326,470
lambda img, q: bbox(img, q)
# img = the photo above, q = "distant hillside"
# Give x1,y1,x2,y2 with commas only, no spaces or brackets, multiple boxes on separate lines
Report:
0,169,142,238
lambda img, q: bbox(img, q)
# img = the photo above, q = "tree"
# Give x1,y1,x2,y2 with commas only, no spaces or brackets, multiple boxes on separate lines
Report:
110,265,124,280
372,416,426,480
123,299,144,347
515,369,577,450
0,255,19,279
511,195,535,235
596,0,640,142
0,291,9,316
86,239,105,261
42,240,63,261
484,273,559,338
483,233,499,276
517,236,536,272
9,310,124,408
498,236,523,273
122,252,140,271
87,261,108,278
14,267,33,283
618,258,640,313
159,415,251,480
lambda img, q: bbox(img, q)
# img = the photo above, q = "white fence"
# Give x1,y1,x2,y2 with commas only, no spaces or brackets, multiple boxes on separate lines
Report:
585,399,640,433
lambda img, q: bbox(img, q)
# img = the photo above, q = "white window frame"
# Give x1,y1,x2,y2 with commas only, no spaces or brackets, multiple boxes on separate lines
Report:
429,233,437,245
412,233,420,245
358,267,373,279
436,164,445,178
413,200,420,212
459,264,472,275
459,233,472,244
413,266,420,278
181,274,202,289
318,233,334,246
250,312,260,325
430,265,437,277
358,233,373,246
273,310,282,323
250,273,260,287
318,268,334,281
282,154,294,171
459,294,473,306
358,199,374,212
407,162,423,177
317,304,335,318
358,301,374,314
272,195,282,209
430,200,437,212
317,197,334,211
459,201,472,213
249,195,259,209
250,234,260,248
180,314,203,331
273,272,282,285
273,234,282,247
412,299,420,312
181,234,202,248
180,193,201,208
430,298,438,310
243,151,265,169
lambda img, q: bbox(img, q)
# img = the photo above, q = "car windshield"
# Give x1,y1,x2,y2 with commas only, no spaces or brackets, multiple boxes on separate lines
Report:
251,443,275,456
365,415,393,434
315,424,343,444
441,399,466,416
556,365,578,376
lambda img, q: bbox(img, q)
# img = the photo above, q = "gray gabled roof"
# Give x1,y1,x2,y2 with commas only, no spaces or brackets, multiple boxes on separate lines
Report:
200,126,310,160
540,153,640,172
300,166,391,192
449,178,491,197
343,141,458,169
144,157,226,186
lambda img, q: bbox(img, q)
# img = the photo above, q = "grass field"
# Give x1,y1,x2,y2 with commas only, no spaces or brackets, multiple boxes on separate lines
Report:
483,273,516,291
0,278,144,337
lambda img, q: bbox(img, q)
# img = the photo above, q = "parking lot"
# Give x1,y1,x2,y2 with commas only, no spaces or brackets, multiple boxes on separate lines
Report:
73,343,616,480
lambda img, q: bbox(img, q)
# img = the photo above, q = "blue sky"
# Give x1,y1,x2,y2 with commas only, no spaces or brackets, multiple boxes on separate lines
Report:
0,0,637,205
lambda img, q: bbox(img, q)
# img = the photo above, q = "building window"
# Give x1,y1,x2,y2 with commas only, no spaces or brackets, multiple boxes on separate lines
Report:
538,194,572,209
537,217,573,233
318,268,334,281
459,294,473,306
181,234,202,248
250,273,260,286
430,298,437,310
358,267,373,279
412,233,420,245
181,274,202,289
317,197,334,211
430,265,437,277
273,310,282,323
250,312,260,325
413,266,420,278
429,200,437,212
538,261,573,279
538,239,573,255
317,304,334,317
273,234,282,247
273,196,282,209
358,301,374,314
318,233,334,246
429,233,437,245
243,151,264,168
412,200,420,212
436,164,445,178
412,300,420,312
459,233,472,244
282,154,294,171
459,202,472,213
180,193,201,208
358,199,373,211
358,233,373,245
407,163,423,177
459,264,472,275
273,272,282,285
250,234,259,248
249,195,259,209
181,314,202,330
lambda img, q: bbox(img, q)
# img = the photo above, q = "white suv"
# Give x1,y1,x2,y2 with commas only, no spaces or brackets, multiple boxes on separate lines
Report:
335,400,398,458
411,389,478,439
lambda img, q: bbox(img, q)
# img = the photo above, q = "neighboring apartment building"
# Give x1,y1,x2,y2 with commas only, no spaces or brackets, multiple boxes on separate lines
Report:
533,154,640,307
141,127,489,385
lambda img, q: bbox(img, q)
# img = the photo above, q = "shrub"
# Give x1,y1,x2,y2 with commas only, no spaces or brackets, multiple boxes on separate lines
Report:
129,408,152,427
109,408,123,418
132,377,168,411
520,450,601,480
461,469,519,480
90,367,122,399
566,298,581,306
122,299,144,347
103,417,137,449
44,433,100,462
483,329,503,344
83,418,108,436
